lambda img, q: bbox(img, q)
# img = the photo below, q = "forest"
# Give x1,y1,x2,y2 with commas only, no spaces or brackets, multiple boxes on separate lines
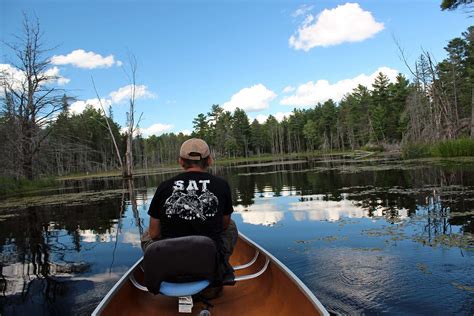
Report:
0,19,473,181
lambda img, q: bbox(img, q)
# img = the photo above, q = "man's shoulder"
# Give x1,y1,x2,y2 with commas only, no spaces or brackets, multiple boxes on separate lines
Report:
205,172,229,184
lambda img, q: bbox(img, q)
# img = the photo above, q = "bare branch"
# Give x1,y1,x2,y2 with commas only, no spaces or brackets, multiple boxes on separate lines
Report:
91,77,123,168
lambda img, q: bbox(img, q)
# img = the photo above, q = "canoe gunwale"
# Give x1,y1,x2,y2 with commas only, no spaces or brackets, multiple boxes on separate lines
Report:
91,232,329,316
238,233,329,316
91,257,144,316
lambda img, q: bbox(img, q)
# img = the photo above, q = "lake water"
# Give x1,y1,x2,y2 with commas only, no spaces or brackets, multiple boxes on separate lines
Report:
1,157,474,315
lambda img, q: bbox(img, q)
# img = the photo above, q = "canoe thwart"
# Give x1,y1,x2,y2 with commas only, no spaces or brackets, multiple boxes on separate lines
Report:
234,257,270,282
233,250,259,270
129,273,147,292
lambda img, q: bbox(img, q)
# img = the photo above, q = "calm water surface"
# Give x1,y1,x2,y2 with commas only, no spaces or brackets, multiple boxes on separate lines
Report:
1,157,474,315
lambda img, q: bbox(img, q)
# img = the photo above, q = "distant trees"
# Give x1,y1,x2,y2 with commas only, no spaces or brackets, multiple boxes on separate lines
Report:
403,27,473,142
181,76,410,158
45,106,123,175
1,23,472,179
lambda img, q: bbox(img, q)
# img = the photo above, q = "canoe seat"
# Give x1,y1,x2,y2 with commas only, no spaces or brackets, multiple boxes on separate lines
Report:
159,280,210,297
143,236,217,295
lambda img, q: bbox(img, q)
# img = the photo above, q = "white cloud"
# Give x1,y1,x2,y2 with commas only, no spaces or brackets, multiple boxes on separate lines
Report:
138,123,174,137
0,64,25,91
289,2,384,51
179,129,192,135
254,112,293,124
0,64,70,91
280,66,399,107
109,84,155,104
51,49,122,69
44,66,70,85
69,98,112,115
292,4,314,17
282,85,296,93
68,84,155,115
223,84,277,112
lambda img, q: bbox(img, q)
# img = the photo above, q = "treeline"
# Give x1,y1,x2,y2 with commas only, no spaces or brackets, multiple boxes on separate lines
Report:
0,26,473,180
188,73,410,159
183,27,474,158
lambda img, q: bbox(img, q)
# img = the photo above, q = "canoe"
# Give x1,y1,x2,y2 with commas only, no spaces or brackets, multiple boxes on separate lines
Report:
92,233,329,315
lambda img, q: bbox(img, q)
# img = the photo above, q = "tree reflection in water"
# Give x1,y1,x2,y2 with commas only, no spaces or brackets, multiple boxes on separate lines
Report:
0,191,129,314
0,158,473,314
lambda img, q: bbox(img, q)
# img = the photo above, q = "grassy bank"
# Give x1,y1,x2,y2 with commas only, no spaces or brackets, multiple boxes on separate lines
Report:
57,150,359,181
402,138,474,159
0,177,58,196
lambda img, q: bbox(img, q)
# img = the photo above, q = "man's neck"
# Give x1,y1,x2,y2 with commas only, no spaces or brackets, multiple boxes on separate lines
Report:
184,167,206,172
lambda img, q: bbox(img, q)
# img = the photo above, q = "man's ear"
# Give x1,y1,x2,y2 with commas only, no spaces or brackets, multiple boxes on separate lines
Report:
178,157,185,167
207,156,213,166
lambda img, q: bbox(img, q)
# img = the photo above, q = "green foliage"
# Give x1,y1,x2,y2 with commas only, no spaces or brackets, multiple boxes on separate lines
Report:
0,177,57,196
361,144,385,152
441,0,473,10
402,139,474,159
232,108,251,156
432,138,474,157
401,143,433,159
46,106,124,175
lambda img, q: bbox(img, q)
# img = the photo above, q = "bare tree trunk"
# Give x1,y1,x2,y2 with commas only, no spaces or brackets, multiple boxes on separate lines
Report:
471,85,474,138
124,55,141,178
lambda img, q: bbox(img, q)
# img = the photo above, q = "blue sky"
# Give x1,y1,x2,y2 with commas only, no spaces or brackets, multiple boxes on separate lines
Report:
1,0,471,136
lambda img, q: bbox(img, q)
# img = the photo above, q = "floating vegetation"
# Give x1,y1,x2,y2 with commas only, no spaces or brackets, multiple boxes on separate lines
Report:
234,160,306,168
294,235,348,244
451,282,474,292
238,170,285,176
295,240,313,244
362,226,408,240
0,188,126,211
338,163,422,174
337,218,359,227
412,233,474,250
416,263,431,274
450,210,474,218
54,262,90,274
351,247,383,252
321,235,348,242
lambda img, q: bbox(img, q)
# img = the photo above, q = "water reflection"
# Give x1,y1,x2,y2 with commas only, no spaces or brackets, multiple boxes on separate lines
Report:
234,203,284,226
0,158,473,314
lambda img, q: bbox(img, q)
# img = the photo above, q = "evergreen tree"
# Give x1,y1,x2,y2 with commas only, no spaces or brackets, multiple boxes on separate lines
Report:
232,108,251,157
250,119,265,155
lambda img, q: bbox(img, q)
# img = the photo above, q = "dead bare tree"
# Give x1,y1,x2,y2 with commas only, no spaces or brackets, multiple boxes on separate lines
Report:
90,54,143,178
0,15,64,179
123,54,143,178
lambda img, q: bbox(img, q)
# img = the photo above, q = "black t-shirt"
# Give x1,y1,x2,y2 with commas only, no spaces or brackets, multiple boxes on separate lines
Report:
148,171,233,246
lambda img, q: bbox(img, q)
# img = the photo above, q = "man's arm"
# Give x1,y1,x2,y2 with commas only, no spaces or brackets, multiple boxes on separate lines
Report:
149,217,161,239
223,214,230,230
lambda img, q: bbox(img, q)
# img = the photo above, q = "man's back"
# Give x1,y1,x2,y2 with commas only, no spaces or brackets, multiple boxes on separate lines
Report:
148,171,233,246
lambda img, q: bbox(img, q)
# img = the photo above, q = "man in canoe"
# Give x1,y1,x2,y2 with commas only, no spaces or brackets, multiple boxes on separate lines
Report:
141,138,238,287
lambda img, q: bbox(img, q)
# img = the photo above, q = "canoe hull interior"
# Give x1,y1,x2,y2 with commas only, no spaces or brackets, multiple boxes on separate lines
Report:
95,234,327,316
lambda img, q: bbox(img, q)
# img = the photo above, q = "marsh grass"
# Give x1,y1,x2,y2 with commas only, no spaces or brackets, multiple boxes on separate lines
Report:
431,138,474,157
0,177,57,196
402,138,474,159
